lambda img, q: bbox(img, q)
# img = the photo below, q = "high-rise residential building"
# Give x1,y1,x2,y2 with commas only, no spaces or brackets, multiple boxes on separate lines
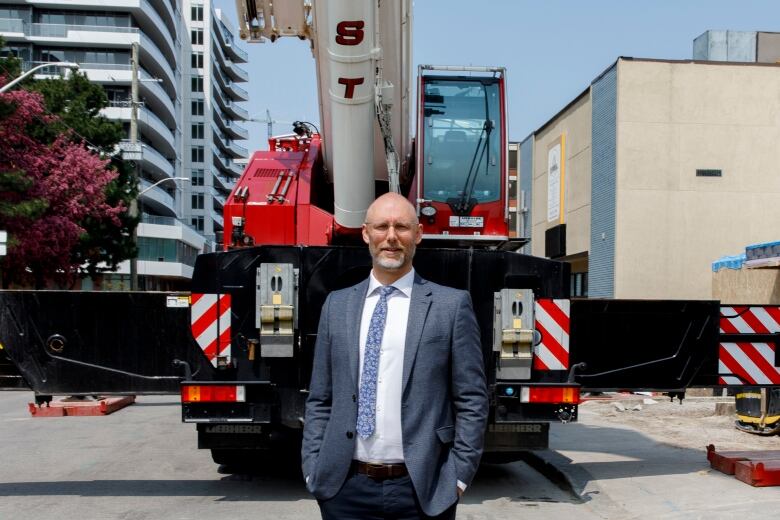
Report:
0,0,249,290
184,2,249,245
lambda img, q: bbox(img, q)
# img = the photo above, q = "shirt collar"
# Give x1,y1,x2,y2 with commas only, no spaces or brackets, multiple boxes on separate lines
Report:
367,268,415,298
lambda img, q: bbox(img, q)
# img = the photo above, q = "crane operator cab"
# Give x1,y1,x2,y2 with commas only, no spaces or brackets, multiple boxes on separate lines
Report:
414,66,510,246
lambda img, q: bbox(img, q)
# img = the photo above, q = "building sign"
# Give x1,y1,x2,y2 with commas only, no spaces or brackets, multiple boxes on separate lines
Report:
546,135,566,223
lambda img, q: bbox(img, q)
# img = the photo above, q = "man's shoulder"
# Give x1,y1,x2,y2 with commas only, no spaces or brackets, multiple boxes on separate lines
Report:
418,277,468,303
325,280,366,302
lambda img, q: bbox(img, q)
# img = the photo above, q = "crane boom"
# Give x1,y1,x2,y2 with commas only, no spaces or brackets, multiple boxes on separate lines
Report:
234,0,412,228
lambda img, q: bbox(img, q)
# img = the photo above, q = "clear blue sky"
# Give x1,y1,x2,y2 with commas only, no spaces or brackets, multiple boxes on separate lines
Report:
215,0,780,149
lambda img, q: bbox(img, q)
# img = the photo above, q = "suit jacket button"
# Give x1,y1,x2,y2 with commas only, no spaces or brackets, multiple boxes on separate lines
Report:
346,431,354,439
352,394,357,402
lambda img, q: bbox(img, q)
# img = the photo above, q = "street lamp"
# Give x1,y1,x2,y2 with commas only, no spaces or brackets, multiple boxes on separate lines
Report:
0,62,80,93
139,176,190,196
130,176,191,290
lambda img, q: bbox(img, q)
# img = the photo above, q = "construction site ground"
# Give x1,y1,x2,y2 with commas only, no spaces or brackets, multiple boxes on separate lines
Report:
537,394,780,519
1,391,779,519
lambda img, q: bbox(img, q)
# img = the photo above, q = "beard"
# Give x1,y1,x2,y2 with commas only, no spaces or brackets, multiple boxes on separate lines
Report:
370,242,416,270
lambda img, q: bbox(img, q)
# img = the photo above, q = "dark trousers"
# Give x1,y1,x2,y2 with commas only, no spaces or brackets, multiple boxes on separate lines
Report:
317,470,457,520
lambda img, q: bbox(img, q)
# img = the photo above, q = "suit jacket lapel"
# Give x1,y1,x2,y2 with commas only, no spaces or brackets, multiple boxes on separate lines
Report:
402,274,432,393
346,278,369,390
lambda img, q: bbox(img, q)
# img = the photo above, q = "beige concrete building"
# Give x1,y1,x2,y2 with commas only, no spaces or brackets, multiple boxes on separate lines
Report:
519,55,780,300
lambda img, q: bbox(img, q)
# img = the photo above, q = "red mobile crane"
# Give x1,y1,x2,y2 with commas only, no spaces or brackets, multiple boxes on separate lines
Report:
0,1,774,470
175,0,776,466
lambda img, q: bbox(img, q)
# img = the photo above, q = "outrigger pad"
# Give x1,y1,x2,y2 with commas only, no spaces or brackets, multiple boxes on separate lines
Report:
706,444,780,475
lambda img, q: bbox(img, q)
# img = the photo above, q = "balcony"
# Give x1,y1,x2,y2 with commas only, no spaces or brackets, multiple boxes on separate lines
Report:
212,147,244,177
134,0,176,66
212,168,236,193
153,0,178,41
118,141,174,180
212,107,249,140
213,65,249,101
213,14,248,63
213,128,248,159
210,208,224,229
222,39,248,64
213,84,249,120
212,35,249,82
28,59,127,80
0,18,24,39
139,178,176,217
139,68,176,127
139,31,176,98
29,22,139,41
4,19,177,98
211,187,226,209
140,215,206,250
103,103,176,157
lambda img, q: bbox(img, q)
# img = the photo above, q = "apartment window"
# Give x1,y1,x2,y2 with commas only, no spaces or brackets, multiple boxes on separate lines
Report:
40,49,65,62
137,237,199,266
191,99,204,116
191,146,204,163
191,169,204,186
570,272,588,298
0,7,32,24
191,29,203,45
191,122,204,139
192,192,205,210
191,52,204,69
1,44,31,62
38,47,129,65
191,216,204,231
37,10,130,27
191,76,203,93
191,5,203,22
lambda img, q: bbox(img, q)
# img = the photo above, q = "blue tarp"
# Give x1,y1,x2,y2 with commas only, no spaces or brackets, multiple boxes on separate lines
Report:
712,253,746,272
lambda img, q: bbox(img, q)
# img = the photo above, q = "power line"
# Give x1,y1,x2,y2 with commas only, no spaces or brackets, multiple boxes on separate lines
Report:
0,59,128,159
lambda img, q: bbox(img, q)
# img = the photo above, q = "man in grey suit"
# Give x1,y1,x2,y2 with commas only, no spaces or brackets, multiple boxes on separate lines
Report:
302,192,489,519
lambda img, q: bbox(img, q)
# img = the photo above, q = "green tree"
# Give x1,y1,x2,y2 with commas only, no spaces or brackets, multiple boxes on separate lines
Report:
0,38,137,283
28,71,138,279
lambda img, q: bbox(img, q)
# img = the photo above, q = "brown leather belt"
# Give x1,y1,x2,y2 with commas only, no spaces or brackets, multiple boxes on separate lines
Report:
353,460,408,480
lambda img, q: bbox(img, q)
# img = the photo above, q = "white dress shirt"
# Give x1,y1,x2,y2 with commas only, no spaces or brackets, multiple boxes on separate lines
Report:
354,268,415,463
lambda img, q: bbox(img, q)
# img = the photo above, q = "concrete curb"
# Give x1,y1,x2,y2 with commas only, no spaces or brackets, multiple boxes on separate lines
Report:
524,449,633,518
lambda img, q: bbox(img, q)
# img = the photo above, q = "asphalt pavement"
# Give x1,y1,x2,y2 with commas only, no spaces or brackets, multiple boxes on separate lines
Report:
1,391,779,519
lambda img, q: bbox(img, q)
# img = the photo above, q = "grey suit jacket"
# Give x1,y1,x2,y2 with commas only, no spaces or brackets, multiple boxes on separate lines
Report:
302,273,488,516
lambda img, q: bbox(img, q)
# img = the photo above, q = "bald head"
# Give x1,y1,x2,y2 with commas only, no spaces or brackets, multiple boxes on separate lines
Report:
362,193,422,284
365,192,418,227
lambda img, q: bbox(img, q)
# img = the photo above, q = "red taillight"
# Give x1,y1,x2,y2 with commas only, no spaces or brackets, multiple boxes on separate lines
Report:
181,385,246,403
521,386,580,404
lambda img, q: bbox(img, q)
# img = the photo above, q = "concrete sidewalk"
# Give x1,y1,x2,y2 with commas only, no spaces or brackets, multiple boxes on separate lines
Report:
539,407,780,519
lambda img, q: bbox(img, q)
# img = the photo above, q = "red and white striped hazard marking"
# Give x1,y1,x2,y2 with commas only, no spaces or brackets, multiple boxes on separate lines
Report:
190,293,232,367
719,306,780,385
534,299,570,371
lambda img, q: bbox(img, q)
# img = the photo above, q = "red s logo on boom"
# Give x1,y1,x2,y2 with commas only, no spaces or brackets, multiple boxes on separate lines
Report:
335,20,364,45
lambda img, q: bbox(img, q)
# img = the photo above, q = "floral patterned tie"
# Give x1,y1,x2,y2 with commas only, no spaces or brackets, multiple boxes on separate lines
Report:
356,285,396,439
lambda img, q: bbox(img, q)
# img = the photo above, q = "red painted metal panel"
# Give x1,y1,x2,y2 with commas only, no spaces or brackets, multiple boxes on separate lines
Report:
28,396,135,417
735,460,780,487
533,299,571,371
298,205,333,246
718,306,780,385
223,135,333,248
706,444,780,475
